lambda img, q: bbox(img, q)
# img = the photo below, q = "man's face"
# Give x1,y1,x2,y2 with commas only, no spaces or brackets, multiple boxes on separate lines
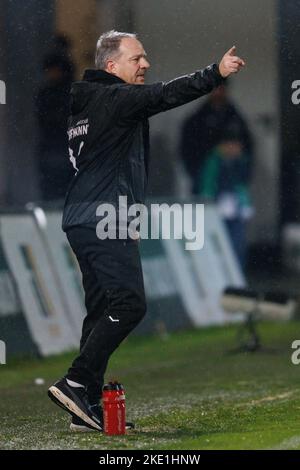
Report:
107,37,150,85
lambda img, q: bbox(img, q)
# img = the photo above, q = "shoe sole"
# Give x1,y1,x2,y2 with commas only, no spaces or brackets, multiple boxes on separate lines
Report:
48,386,102,431
70,422,94,433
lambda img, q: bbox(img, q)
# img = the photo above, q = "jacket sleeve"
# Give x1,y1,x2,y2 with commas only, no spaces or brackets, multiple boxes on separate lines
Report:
112,64,225,121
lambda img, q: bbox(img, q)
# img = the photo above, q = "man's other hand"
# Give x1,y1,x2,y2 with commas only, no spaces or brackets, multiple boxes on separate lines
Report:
219,46,245,78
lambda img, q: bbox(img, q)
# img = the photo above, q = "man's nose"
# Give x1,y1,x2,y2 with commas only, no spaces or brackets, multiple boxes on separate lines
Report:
141,58,150,69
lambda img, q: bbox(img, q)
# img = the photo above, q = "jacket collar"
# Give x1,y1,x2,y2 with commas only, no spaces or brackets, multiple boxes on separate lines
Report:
83,69,125,85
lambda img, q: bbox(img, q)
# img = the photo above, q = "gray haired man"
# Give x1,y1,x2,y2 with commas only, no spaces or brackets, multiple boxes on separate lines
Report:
48,31,245,432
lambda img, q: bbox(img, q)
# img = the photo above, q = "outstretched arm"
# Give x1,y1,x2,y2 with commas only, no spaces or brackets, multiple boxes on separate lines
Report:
113,46,245,121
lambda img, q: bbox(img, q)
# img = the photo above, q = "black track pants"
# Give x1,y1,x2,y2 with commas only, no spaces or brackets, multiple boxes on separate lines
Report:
65,226,146,402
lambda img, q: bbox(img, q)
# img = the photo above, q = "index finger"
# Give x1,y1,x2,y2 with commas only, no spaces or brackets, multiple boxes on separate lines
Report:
227,46,236,56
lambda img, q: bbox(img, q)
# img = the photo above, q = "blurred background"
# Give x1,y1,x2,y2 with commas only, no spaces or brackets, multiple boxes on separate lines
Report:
2,0,300,451
1,0,300,346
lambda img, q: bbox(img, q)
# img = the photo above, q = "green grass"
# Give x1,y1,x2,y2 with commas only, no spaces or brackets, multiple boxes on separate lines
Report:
0,321,300,450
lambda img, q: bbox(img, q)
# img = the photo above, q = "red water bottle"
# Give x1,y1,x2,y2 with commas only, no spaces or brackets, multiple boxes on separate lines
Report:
102,381,126,435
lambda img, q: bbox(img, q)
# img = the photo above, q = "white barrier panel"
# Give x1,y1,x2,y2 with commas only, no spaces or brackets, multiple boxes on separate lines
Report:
188,205,245,324
140,213,192,333
0,215,77,355
161,204,245,325
162,237,213,326
33,210,85,339
0,261,21,317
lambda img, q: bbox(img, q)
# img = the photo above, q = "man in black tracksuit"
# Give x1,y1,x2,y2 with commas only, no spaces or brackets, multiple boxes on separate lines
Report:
48,31,245,432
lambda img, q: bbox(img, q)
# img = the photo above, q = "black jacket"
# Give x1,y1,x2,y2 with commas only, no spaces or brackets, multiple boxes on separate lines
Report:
62,65,224,231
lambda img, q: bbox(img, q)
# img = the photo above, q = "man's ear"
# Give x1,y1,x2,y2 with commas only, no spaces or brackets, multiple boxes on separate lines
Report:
105,60,116,75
